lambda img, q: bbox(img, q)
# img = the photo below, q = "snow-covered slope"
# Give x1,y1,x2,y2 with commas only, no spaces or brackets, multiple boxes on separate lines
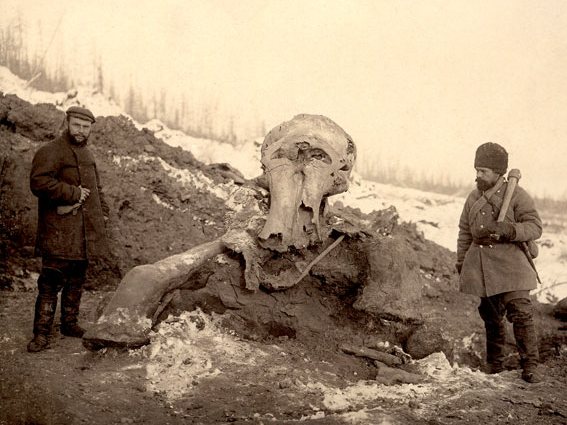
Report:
1,66,565,303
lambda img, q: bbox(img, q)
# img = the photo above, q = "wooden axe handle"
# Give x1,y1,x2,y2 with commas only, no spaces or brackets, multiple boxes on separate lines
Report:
497,168,521,222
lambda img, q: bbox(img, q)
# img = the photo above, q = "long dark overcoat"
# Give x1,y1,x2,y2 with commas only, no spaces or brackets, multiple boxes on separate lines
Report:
30,131,109,260
457,177,542,297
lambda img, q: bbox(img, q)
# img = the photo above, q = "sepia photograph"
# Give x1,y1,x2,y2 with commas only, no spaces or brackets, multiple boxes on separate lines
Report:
1,1,566,424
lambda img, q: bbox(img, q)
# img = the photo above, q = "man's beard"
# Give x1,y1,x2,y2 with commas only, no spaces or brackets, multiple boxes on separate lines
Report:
475,178,494,192
69,132,89,145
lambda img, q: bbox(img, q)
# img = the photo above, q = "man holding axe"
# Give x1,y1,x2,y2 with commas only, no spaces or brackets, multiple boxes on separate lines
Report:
456,142,543,383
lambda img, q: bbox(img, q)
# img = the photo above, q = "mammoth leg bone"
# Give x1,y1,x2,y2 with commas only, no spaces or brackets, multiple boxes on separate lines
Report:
83,239,227,349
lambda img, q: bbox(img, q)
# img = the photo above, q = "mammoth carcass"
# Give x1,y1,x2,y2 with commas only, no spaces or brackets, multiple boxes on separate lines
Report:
83,114,423,351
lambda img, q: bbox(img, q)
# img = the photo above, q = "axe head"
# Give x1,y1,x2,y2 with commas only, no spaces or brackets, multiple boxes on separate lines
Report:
508,168,521,182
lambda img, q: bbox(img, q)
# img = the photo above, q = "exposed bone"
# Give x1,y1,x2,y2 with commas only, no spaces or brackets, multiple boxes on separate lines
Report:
221,229,267,291
258,160,307,251
293,234,345,286
374,361,424,385
365,341,413,364
151,289,179,324
340,343,403,367
258,114,356,252
83,239,226,348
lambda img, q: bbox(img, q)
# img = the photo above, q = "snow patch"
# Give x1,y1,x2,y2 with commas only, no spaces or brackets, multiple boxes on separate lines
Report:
305,352,510,415
141,310,266,401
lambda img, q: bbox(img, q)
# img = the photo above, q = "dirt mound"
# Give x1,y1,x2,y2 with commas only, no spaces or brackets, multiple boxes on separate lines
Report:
0,92,233,290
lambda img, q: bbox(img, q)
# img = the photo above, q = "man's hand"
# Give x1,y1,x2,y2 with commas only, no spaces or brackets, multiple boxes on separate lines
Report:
79,186,90,204
487,222,516,241
476,227,491,239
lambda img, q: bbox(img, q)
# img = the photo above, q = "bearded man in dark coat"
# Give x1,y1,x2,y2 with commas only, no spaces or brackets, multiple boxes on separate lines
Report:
27,106,109,352
456,142,543,383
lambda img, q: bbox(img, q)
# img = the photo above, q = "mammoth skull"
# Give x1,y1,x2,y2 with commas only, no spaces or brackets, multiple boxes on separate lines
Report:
258,114,356,252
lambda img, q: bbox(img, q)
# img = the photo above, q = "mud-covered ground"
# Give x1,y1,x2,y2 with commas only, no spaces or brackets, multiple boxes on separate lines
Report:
1,283,566,425
1,93,567,424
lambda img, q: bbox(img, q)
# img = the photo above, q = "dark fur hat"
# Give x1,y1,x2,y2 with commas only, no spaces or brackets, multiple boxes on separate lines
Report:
474,142,508,175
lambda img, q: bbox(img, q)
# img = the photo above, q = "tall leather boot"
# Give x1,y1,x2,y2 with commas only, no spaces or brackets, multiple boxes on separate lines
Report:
60,260,87,338
507,298,541,383
28,267,63,352
479,296,506,373
484,321,506,373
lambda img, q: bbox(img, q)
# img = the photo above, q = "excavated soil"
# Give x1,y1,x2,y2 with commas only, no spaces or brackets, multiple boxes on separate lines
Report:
1,93,567,424
0,93,230,290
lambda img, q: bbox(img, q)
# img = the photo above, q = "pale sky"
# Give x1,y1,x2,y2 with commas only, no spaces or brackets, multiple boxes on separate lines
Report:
2,0,566,198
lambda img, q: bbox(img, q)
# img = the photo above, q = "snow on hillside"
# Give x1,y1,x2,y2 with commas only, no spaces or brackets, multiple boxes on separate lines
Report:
142,119,264,180
1,66,565,303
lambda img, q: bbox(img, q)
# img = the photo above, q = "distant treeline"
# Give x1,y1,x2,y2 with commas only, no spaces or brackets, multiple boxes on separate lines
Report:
359,157,567,213
533,197,567,218
0,18,70,92
357,155,468,197
0,19,262,145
